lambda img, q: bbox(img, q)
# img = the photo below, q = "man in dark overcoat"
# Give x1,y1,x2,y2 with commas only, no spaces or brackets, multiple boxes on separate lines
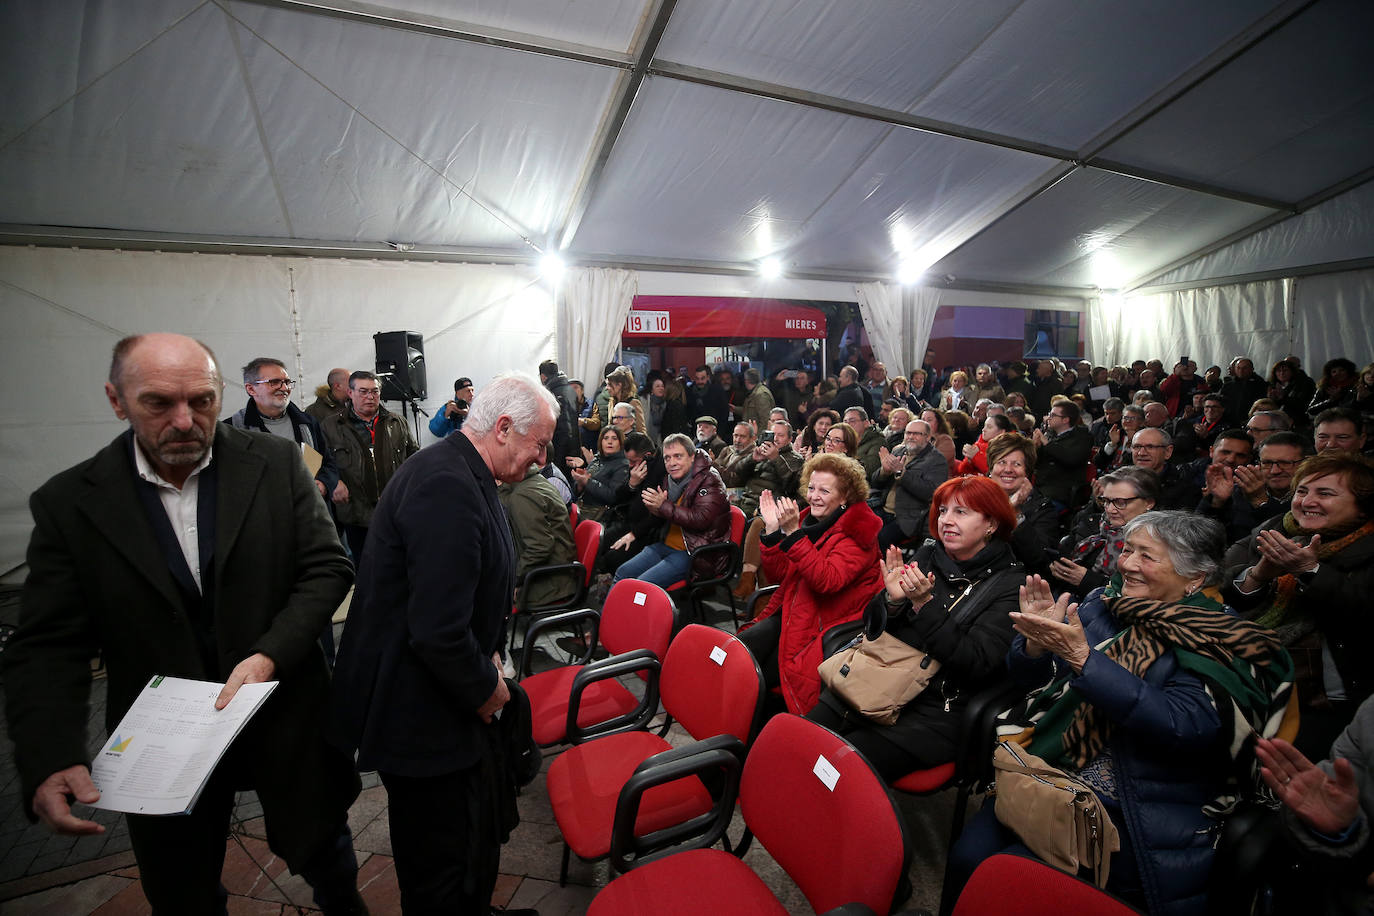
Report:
328,371,557,914
3,333,362,914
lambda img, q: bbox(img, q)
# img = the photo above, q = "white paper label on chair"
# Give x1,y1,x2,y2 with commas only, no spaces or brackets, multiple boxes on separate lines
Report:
633,591,647,606
813,755,840,791
709,646,727,666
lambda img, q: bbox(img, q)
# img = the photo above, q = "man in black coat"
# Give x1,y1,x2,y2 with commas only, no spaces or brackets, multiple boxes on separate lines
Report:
539,359,579,468
328,371,557,914
1033,400,1092,510
1220,357,1269,426
4,333,361,914
829,365,873,418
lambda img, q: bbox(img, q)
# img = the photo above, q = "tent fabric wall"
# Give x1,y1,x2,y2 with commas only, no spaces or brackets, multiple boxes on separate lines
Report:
1139,182,1374,290
1091,269,1374,376
557,266,637,387
855,281,942,379
0,246,554,573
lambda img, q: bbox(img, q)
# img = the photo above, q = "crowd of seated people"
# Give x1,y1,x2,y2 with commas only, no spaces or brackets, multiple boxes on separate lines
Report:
484,350,1374,914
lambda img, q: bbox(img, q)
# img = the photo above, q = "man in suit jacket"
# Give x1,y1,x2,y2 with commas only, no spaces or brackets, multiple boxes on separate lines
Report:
3,333,361,914
328,371,558,914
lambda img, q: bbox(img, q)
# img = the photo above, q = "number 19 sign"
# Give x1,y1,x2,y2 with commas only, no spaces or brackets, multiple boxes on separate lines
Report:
626,310,670,334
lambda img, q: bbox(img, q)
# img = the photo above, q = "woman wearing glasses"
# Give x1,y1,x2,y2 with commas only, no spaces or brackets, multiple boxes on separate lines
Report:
821,422,858,457
1049,467,1159,598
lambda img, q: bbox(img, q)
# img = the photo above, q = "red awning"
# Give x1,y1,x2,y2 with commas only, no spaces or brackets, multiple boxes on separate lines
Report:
621,296,826,344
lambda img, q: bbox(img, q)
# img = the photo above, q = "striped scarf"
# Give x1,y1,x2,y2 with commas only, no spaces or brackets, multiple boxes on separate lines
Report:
1002,584,1292,772
1255,514,1374,629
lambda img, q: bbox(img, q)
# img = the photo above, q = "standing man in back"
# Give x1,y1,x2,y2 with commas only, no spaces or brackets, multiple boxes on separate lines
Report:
306,367,351,422
319,370,418,560
538,359,579,468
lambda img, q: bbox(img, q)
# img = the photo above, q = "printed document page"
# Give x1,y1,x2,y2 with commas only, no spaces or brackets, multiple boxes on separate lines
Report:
90,675,277,815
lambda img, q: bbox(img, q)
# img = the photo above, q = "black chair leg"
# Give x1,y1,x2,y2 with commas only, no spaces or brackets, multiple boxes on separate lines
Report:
559,842,570,887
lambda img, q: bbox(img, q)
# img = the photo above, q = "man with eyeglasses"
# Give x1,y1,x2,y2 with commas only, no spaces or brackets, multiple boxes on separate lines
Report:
873,419,949,552
1127,427,1197,510
227,357,339,503
1032,400,1092,511
1245,410,1291,446
1198,431,1310,541
320,370,418,560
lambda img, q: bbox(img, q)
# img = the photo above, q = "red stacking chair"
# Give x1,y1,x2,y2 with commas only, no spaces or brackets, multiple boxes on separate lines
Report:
952,854,1142,915
545,624,765,886
664,504,747,626
569,501,580,535
508,519,601,661
518,579,676,747
587,714,911,916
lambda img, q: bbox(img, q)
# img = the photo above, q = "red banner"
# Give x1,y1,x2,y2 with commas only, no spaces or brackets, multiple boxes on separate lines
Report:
622,296,826,343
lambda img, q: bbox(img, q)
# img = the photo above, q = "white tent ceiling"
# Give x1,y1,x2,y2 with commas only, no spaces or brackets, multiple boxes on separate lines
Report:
3,0,1372,294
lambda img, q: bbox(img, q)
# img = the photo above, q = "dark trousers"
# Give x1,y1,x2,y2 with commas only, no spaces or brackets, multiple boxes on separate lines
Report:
737,613,781,690
382,760,502,916
343,524,369,565
126,766,358,916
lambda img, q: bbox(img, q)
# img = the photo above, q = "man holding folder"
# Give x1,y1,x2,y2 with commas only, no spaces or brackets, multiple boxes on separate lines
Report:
4,333,363,914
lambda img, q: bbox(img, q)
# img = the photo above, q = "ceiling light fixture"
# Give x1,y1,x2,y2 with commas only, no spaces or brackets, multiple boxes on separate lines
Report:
759,257,783,280
539,252,565,282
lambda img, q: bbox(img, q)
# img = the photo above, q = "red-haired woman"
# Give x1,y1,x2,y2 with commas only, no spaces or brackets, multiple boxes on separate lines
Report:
808,475,1024,780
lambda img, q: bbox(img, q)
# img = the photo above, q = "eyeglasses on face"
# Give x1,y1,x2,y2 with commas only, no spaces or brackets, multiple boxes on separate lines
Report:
1095,495,1143,510
1258,458,1299,469
353,387,381,397
252,377,296,389
824,435,848,444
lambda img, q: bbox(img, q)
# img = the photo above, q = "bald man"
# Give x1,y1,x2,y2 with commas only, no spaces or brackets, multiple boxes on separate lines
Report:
4,333,362,914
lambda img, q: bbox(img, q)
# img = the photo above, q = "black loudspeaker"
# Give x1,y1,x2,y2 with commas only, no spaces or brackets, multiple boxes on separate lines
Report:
373,331,427,401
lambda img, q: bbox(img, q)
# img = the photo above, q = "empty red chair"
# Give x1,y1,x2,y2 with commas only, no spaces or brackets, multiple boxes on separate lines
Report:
588,714,910,915
519,579,676,746
545,624,765,886
953,854,1142,915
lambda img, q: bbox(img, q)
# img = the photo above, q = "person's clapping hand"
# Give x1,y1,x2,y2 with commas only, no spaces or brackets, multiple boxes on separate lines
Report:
776,496,801,535
1254,529,1321,579
1008,477,1034,510
962,443,978,459
1010,575,1089,670
1257,737,1361,837
759,490,782,534
1049,557,1087,586
641,486,668,511
1204,463,1234,504
570,466,590,486
581,446,595,466
1233,464,1267,505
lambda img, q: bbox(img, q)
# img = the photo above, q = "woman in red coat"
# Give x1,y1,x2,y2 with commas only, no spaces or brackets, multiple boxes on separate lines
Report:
738,453,883,714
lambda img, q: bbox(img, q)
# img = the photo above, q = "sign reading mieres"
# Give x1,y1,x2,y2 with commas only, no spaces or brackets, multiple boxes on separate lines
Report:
626,310,671,334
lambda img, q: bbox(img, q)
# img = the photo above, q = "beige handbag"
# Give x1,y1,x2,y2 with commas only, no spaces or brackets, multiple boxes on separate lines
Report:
817,632,939,726
990,741,1120,888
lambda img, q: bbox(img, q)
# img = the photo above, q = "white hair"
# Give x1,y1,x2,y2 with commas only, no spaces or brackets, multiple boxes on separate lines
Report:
464,371,558,436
